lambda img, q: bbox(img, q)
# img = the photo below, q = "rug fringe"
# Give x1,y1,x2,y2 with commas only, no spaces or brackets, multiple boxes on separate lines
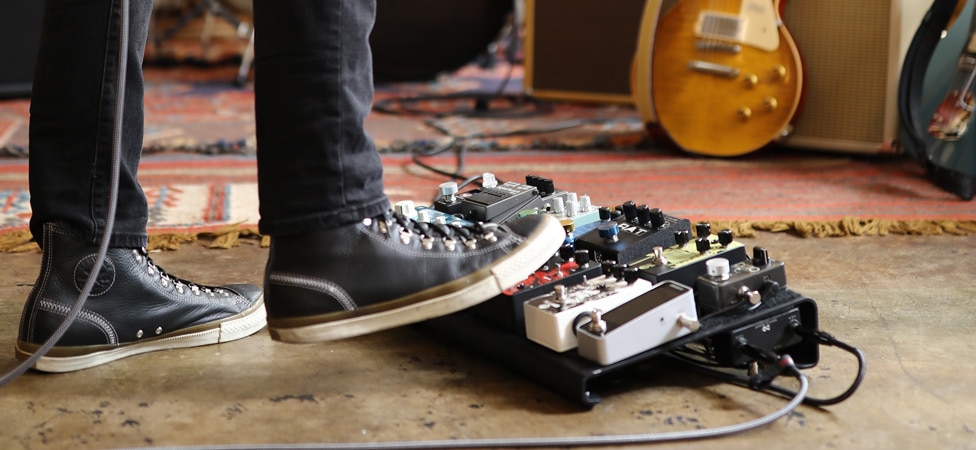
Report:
3,218,976,253
704,218,976,238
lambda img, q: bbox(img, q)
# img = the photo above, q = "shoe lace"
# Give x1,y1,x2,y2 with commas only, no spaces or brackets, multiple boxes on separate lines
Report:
373,210,499,250
133,249,228,296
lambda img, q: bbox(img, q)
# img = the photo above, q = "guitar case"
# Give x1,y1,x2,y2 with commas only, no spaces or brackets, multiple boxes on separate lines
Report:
899,0,976,200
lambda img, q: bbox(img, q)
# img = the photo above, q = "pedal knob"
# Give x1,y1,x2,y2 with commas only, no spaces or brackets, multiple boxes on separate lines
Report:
718,229,734,246
598,222,620,243
753,246,770,266
610,264,628,279
574,250,591,266
482,172,498,188
622,201,638,222
579,195,593,213
394,200,418,219
695,222,711,238
598,206,612,221
695,237,711,253
649,207,666,228
706,258,731,280
558,244,576,262
439,181,459,202
623,266,640,284
636,204,652,225
674,229,691,246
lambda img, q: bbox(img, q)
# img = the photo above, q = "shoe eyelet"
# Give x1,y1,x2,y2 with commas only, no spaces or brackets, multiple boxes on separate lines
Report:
465,239,477,250
155,327,163,335
421,237,434,250
482,232,497,243
136,329,144,338
176,285,184,294
443,238,457,251
399,231,412,245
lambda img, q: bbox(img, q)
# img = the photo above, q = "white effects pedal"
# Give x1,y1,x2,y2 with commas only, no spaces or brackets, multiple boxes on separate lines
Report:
523,275,656,352
576,280,700,365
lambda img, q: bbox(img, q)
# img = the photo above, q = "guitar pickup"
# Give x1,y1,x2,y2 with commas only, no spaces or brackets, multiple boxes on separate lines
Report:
687,60,739,78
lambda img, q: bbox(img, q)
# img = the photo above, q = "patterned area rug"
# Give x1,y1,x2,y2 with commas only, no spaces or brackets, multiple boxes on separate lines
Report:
2,64,975,252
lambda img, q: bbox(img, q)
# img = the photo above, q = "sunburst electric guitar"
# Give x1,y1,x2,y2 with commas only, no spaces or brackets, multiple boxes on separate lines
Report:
633,0,804,156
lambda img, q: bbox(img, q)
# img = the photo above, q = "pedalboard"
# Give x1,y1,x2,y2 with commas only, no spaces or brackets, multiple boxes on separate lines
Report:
412,173,839,407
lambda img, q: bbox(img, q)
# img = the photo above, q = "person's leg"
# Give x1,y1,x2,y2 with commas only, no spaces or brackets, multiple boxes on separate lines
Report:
253,0,566,343
16,0,265,373
28,0,150,248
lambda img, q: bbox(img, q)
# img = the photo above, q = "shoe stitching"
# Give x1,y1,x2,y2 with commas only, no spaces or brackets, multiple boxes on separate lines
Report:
268,272,358,311
36,299,118,345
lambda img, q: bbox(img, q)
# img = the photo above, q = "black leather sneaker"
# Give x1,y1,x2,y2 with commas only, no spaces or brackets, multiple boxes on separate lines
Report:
264,212,566,343
15,223,266,373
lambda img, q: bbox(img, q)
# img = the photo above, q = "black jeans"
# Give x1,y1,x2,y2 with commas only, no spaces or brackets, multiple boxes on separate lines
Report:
28,0,389,248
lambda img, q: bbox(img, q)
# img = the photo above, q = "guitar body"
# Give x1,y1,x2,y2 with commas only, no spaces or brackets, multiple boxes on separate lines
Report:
647,0,803,156
899,0,976,200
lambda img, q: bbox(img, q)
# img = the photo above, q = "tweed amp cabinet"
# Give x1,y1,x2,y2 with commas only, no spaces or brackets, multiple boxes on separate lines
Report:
777,0,933,154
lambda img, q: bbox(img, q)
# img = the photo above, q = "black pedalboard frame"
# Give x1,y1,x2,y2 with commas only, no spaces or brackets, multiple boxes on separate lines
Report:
422,288,819,407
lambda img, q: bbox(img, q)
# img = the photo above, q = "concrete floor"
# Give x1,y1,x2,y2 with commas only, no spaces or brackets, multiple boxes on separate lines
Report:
0,231,974,449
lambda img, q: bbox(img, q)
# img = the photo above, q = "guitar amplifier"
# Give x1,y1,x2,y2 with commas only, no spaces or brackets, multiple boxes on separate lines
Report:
777,0,933,154
523,0,646,104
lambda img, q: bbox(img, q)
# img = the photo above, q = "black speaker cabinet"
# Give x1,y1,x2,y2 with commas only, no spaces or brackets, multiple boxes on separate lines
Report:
523,0,646,104
0,2,44,98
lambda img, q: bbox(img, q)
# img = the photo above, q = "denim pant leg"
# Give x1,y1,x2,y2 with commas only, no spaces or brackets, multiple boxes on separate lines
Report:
252,0,390,237
28,0,152,249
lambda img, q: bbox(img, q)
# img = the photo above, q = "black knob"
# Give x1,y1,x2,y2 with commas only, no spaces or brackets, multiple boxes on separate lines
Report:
539,177,555,196
599,206,612,221
695,222,711,238
649,207,666,228
636,204,652,226
574,249,591,265
695,237,711,253
623,266,640,284
718,229,734,246
753,247,770,266
558,244,576,262
611,264,628,279
674,230,691,246
622,201,638,222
